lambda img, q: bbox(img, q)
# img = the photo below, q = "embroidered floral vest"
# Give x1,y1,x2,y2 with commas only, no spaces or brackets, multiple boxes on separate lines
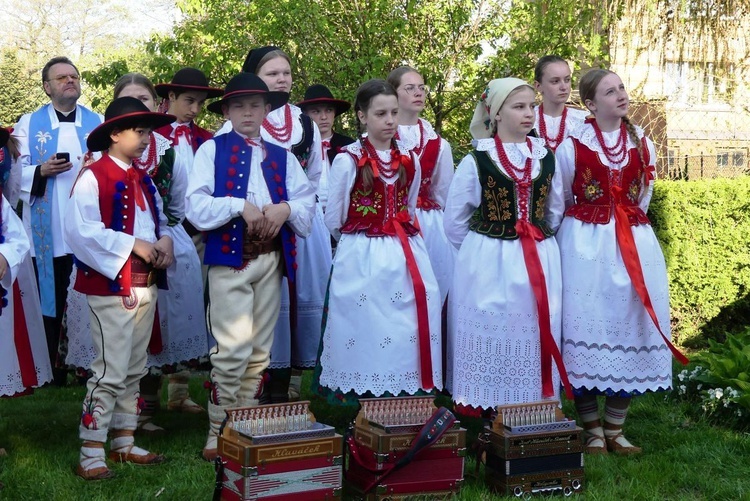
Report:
416,137,442,210
340,152,419,237
140,139,178,227
566,138,651,226
468,149,555,240
74,155,163,296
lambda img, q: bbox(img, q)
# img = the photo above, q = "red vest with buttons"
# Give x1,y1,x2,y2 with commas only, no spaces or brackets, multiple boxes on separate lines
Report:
73,154,162,296
565,137,651,226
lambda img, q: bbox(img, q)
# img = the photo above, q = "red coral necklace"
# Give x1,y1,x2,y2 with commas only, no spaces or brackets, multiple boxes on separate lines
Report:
538,104,567,151
362,137,399,179
262,104,293,143
411,120,427,156
591,120,628,165
494,135,532,185
494,136,533,220
132,132,158,176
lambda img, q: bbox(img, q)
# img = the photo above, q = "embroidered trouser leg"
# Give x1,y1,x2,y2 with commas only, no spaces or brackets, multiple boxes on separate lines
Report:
206,252,282,418
79,286,157,442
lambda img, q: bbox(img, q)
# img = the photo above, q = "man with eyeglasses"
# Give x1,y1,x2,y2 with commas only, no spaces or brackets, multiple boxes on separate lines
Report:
12,56,103,386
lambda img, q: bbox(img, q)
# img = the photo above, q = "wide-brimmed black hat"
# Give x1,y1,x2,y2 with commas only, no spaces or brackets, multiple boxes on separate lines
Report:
206,73,289,115
296,84,351,116
242,46,282,75
155,67,224,99
0,127,9,149
86,97,177,152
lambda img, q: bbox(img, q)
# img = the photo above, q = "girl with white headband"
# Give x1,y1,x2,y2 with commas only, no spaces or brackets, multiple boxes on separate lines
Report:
444,78,572,416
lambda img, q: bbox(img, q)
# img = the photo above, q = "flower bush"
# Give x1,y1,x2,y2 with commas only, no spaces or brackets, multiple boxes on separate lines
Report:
673,328,750,429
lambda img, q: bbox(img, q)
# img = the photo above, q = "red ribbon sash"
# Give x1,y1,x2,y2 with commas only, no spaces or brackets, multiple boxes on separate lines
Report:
515,220,573,399
13,281,39,388
611,186,688,365
384,211,434,390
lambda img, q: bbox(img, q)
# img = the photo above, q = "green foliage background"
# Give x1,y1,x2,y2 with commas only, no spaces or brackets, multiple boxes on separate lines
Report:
81,0,615,158
650,177,750,347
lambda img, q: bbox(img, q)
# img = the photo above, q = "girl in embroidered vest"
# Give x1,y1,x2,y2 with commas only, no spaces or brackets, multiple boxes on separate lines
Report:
242,46,329,403
533,56,589,152
555,69,687,455
62,74,210,434
444,78,570,418
314,79,442,406
1,127,53,441
387,67,455,306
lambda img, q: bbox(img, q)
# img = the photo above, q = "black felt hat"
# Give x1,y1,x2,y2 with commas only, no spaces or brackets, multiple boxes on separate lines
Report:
0,127,8,149
86,97,177,152
296,84,351,116
206,73,289,115
242,46,282,74
155,67,224,99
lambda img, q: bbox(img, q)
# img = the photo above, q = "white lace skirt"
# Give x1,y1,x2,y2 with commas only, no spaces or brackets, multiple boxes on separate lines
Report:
447,232,562,409
0,257,52,396
415,208,455,303
556,217,672,394
318,232,442,396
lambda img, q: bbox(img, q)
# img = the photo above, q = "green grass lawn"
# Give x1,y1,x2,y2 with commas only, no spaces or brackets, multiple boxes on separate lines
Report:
1,372,749,500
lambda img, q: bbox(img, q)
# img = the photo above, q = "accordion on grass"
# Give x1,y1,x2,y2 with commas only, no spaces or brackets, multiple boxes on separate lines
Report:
344,396,466,500
479,400,585,498
214,401,343,500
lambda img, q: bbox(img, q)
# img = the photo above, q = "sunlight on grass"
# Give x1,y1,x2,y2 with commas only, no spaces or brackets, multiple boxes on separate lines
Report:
1,372,749,500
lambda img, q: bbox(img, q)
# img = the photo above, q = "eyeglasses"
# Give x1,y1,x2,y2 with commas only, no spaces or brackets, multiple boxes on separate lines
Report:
47,74,80,83
400,84,430,95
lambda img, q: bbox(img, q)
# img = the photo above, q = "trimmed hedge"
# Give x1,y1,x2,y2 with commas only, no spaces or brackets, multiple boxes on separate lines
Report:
650,177,750,347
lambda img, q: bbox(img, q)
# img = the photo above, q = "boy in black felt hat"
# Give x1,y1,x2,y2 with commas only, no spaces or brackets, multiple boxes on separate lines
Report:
64,97,176,480
154,68,224,268
296,84,355,214
184,72,315,461
154,67,223,155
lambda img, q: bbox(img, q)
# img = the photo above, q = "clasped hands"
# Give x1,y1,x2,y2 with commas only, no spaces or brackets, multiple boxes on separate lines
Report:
132,236,174,269
242,200,290,240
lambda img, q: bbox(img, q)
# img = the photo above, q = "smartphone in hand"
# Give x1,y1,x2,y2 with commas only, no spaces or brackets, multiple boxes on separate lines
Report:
56,152,70,163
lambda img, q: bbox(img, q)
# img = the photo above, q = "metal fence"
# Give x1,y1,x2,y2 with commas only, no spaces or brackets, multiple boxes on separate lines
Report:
628,101,750,180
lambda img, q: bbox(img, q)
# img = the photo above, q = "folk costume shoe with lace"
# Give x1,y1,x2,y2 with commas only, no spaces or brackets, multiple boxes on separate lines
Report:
76,443,115,480
108,444,166,465
604,432,642,455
